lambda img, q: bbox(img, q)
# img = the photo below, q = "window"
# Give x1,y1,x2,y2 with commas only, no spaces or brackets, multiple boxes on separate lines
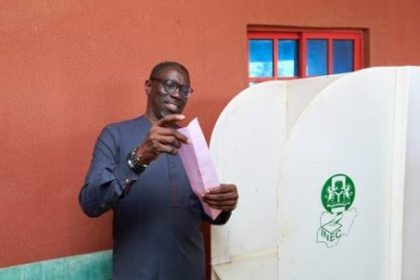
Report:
248,29,363,84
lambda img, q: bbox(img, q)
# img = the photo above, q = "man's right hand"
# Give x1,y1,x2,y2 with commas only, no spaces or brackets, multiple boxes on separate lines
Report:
135,114,189,164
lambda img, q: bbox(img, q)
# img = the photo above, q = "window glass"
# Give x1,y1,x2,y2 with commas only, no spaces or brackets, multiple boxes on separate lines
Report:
249,39,273,77
333,40,353,74
306,39,327,76
278,40,299,77
247,30,362,83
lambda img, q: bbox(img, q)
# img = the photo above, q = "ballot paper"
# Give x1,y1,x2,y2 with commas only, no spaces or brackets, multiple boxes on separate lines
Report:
177,118,222,220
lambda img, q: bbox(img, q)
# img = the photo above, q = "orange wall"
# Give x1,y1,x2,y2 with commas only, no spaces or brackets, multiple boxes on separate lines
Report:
1,0,420,268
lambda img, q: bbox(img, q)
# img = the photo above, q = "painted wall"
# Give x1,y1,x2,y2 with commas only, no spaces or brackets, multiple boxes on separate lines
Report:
1,0,420,269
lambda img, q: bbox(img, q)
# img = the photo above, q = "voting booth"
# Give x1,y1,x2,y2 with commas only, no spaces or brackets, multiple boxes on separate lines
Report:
209,67,420,280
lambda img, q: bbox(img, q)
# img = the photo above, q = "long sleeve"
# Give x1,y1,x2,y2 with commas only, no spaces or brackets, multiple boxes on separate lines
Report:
79,125,138,217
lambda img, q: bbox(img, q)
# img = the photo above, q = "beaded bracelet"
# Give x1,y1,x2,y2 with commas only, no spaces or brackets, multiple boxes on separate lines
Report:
127,148,148,174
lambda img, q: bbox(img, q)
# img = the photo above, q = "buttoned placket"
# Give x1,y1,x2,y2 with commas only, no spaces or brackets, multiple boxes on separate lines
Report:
166,154,179,207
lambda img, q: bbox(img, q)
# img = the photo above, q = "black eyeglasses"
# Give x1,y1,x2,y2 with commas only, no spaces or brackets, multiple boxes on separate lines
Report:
150,77,193,99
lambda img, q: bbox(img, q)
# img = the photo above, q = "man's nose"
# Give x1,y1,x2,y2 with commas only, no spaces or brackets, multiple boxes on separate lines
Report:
170,87,182,99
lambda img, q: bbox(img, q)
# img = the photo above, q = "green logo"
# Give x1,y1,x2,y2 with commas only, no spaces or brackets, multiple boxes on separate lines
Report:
317,174,358,248
321,174,355,213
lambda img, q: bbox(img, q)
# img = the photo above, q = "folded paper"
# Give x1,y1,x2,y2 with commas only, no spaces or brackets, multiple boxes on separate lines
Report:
178,118,222,220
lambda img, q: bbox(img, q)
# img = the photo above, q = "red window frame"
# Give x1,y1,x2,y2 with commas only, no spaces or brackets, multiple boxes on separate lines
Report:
248,29,363,84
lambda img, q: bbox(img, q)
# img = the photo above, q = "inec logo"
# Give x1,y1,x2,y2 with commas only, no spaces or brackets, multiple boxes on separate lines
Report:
316,174,358,248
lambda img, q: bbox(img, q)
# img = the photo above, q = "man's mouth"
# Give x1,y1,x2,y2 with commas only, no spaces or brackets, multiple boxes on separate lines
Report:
164,101,180,112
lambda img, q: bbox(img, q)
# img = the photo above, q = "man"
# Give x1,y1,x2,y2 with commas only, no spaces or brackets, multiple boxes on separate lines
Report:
79,61,238,280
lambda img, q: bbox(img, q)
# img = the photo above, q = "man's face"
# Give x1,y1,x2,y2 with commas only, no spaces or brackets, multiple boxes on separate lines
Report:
145,66,191,122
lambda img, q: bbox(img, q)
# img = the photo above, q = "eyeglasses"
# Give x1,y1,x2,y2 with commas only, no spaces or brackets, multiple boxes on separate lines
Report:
150,77,193,99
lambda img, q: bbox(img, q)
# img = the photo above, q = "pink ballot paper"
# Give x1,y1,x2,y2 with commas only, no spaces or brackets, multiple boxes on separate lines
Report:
177,118,222,220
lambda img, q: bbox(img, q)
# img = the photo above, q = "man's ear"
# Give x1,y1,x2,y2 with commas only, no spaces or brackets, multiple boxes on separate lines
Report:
145,80,152,97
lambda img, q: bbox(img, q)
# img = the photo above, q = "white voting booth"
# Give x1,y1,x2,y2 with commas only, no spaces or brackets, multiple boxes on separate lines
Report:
209,67,420,280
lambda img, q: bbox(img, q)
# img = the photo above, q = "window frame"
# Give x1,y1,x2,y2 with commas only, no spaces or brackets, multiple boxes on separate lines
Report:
248,29,363,84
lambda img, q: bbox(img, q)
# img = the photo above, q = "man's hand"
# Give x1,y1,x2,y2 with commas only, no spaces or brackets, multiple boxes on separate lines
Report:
136,114,189,164
202,184,239,212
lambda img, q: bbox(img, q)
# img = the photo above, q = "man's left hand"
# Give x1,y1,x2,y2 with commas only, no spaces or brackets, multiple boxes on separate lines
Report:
202,184,238,212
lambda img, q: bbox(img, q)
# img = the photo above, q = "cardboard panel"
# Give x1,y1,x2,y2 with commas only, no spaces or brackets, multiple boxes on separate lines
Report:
277,68,398,279
210,75,342,279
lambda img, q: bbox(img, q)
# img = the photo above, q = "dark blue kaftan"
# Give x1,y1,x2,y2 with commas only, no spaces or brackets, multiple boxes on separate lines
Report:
79,116,230,280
